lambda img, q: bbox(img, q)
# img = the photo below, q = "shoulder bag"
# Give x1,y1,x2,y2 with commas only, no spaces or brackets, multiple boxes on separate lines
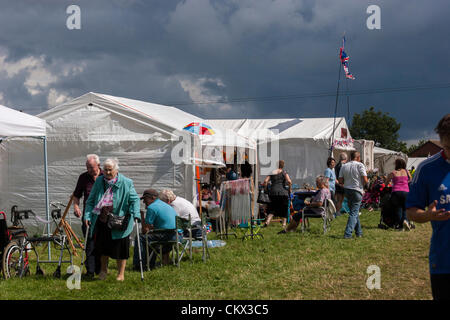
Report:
101,179,130,231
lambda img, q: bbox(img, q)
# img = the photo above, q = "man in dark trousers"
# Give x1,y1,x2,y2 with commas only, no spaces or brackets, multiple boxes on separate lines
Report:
73,154,103,278
407,114,450,300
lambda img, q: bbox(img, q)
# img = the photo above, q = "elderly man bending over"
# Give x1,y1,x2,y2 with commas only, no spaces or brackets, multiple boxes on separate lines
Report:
160,189,202,238
133,189,178,270
278,175,331,234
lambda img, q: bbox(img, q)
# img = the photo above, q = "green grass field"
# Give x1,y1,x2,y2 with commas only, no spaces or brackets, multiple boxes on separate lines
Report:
0,209,433,300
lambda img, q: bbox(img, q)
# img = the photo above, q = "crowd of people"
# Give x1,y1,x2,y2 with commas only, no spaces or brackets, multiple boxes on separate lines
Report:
74,157,205,281
70,114,449,300
263,114,450,300
267,149,416,236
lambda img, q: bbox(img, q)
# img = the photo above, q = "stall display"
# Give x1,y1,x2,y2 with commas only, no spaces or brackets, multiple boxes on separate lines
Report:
217,178,253,238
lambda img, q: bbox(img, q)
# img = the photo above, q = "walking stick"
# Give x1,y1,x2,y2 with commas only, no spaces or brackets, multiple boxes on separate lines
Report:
145,233,150,271
135,219,144,281
80,223,89,275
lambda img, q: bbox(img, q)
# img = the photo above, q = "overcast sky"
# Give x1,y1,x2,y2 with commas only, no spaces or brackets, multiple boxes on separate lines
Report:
0,0,448,144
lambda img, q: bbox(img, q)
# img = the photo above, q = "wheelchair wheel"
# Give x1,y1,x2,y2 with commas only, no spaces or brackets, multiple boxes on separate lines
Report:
2,240,29,279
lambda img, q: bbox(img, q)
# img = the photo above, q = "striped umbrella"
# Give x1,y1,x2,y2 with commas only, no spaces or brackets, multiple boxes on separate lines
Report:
183,122,215,135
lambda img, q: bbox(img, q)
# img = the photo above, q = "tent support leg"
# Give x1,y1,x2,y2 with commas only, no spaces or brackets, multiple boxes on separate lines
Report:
43,136,51,260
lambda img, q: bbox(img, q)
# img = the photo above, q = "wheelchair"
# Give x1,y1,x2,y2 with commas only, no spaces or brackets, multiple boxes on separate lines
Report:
1,204,73,279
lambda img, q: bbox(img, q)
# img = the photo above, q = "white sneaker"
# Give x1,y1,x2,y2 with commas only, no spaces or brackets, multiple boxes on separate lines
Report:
403,220,411,231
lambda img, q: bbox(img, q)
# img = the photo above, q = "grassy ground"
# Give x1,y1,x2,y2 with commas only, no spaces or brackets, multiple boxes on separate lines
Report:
0,209,432,300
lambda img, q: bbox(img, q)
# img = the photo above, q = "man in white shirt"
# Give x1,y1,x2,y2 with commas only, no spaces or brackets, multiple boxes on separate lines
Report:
338,151,368,239
160,189,202,238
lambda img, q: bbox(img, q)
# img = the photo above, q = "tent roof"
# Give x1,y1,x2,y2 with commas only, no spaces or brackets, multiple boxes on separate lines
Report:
38,92,255,149
373,146,404,155
38,92,201,136
208,117,350,139
207,117,352,147
0,104,46,137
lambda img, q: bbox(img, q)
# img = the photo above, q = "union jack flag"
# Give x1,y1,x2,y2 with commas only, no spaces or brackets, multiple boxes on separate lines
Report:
340,37,355,80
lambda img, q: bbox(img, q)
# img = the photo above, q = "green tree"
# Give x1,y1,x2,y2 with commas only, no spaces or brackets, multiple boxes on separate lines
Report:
350,107,407,153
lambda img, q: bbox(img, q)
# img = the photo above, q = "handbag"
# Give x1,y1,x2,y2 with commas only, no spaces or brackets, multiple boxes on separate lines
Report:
107,212,130,231
100,179,130,231
257,188,271,204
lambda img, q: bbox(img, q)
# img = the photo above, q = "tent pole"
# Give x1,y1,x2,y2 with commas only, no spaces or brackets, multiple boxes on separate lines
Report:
43,136,51,260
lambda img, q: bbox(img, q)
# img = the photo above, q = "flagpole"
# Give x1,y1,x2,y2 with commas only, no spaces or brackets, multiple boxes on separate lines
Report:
330,48,342,157
346,78,350,124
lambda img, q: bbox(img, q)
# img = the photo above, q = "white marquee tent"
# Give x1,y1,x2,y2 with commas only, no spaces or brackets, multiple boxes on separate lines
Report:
208,117,355,186
373,146,408,175
0,104,50,237
0,93,255,234
407,157,427,170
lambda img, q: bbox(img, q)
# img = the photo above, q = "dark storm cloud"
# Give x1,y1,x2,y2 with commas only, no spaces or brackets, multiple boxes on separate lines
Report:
0,0,448,142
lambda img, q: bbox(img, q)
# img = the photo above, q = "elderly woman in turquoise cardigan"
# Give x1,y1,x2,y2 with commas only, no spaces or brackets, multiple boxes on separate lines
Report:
84,158,140,281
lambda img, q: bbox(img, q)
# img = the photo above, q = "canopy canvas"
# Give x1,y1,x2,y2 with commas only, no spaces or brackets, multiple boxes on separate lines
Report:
0,105,46,137
0,93,255,235
207,117,354,186
373,146,408,175
0,104,49,237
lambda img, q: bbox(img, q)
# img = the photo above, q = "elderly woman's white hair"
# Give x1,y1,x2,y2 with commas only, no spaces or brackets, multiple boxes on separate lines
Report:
339,152,348,161
159,189,176,203
103,158,119,171
316,175,328,187
86,154,100,164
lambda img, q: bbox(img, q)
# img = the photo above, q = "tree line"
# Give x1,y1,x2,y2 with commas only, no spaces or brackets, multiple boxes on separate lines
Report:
349,106,426,155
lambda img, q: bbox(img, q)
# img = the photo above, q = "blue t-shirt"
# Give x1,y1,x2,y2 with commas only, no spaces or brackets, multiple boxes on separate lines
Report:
324,168,336,193
145,199,177,230
406,151,450,274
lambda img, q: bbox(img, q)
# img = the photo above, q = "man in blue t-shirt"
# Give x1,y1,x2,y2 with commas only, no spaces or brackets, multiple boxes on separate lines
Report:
406,114,450,300
133,188,178,270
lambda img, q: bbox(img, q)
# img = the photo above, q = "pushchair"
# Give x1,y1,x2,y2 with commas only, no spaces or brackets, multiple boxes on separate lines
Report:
362,182,383,210
378,186,397,229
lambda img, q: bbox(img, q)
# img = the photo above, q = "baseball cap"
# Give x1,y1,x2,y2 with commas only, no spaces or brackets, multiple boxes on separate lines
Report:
140,189,159,200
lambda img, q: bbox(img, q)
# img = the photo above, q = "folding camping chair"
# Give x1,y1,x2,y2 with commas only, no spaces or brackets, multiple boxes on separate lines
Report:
145,219,184,269
145,228,180,269
236,202,264,241
301,198,336,234
237,217,265,241
193,212,210,262
175,216,194,264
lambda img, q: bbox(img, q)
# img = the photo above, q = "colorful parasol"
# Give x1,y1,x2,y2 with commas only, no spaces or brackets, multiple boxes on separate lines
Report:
182,122,215,219
183,122,215,135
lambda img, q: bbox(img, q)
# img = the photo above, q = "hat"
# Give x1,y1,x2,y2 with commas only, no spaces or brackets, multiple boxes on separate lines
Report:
140,189,159,200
